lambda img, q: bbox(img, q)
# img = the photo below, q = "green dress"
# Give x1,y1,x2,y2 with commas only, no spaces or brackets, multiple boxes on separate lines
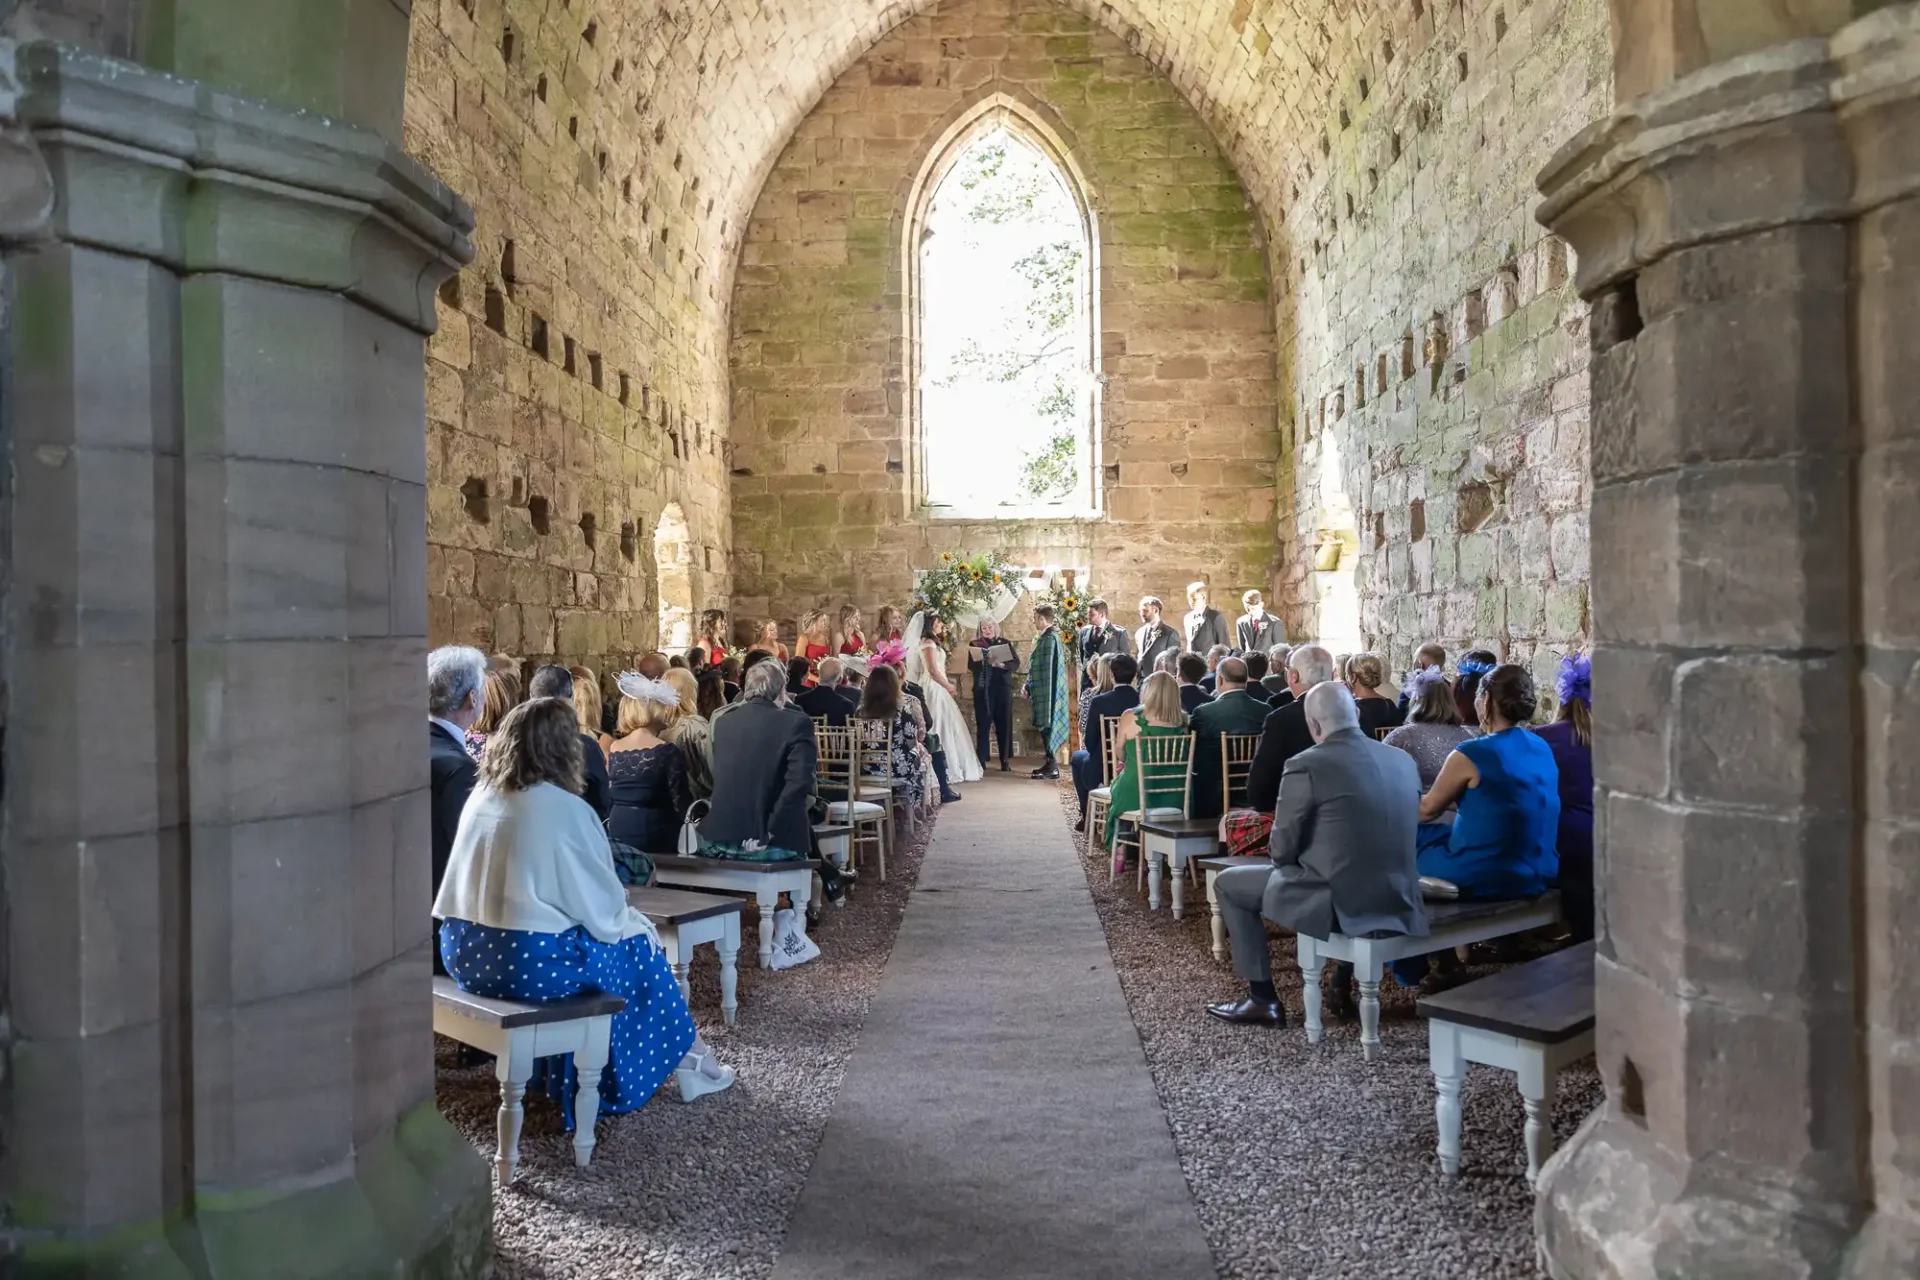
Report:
1103,709,1191,851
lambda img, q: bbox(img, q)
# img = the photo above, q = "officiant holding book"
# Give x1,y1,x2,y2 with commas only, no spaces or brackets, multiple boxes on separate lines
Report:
968,619,1020,772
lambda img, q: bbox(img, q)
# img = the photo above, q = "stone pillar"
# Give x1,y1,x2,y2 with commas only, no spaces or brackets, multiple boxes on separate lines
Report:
1533,6,1920,1277
0,34,487,1276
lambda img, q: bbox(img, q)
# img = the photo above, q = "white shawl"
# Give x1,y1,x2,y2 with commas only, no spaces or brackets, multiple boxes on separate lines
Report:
432,781,660,949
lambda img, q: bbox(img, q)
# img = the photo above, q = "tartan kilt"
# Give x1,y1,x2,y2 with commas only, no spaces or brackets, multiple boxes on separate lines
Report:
1221,809,1275,857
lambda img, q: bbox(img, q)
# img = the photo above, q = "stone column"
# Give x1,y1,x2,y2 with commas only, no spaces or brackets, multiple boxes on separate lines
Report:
1533,6,1920,1277
0,34,487,1276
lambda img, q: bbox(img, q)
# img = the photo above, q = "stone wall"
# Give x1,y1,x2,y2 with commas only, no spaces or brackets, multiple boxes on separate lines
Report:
727,0,1278,633
403,0,733,678
1270,0,1612,674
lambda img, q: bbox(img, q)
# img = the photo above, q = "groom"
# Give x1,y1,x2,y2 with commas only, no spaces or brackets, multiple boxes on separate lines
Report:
1025,604,1069,780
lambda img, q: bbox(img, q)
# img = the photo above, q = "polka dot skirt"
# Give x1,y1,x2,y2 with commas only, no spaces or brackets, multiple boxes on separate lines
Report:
440,919,697,1129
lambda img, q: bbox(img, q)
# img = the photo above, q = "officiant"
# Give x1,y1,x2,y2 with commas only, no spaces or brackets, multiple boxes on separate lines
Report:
968,618,1019,772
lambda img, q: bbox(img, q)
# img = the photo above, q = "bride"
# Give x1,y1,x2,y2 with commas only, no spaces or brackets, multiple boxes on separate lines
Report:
904,611,984,785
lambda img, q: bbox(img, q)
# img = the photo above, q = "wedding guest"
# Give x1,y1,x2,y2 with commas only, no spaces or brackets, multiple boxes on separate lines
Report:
1135,596,1181,675
1535,654,1594,942
1025,604,1069,780
968,617,1018,772
699,609,731,663
701,659,849,905
668,654,689,670
1199,644,1231,694
1221,645,1334,856
1072,653,1141,831
1261,644,1295,703
1182,582,1230,655
465,665,521,760
683,648,707,672
428,645,486,901
860,664,926,811
1188,656,1269,818
798,609,833,671
785,655,812,696
1345,652,1406,737
717,656,743,703
1396,643,1447,717
1235,589,1285,655
1078,598,1132,659
1176,651,1212,714
637,652,670,681
832,605,867,656
528,665,611,822
696,669,728,720
660,666,714,801
1079,653,1113,744
1383,667,1475,791
797,656,859,726
1454,648,1498,724
433,696,734,1120
1102,671,1191,859
1242,650,1273,704
605,671,694,857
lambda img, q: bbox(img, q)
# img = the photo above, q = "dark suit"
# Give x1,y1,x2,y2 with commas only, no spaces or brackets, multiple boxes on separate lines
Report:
1178,683,1211,715
1236,612,1285,654
1200,673,1218,695
1135,620,1181,676
1078,620,1132,660
1187,688,1270,818
701,699,817,856
1245,697,1316,813
1213,727,1427,984
1184,607,1229,655
580,734,612,823
429,722,479,977
1071,684,1140,815
968,640,1018,767
797,682,858,726
1261,674,1294,703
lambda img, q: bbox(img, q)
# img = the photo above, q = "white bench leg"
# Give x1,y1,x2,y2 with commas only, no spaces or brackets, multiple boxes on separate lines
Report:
757,893,776,969
1431,1020,1464,1176
1170,848,1186,919
1299,937,1325,1044
718,918,740,1027
1357,967,1383,1062
662,930,689,1004
1519,1050,1557,1185
495,1040,534,1188
572,1015,613,1169
1207,872,1226,962
1146,841,1164,910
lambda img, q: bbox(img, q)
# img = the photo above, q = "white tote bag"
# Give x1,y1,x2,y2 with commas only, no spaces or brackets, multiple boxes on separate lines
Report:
767,908,821,971
676,799,710,856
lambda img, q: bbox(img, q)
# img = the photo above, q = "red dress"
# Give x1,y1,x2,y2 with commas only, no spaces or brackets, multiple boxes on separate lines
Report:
801,642,831,686
838,632,866,656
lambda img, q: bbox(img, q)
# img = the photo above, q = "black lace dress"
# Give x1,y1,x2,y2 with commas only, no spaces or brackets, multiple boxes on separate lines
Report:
607,743,693,854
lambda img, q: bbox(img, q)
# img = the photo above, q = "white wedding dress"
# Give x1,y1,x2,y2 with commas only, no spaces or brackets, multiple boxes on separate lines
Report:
905,613,984,784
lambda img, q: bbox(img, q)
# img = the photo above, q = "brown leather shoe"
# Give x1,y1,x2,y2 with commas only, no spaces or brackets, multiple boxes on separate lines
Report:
1205,998,1287,1027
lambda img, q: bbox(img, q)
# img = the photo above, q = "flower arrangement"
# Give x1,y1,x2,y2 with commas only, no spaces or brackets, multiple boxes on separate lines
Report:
1036,579,1092,636
912,550,1023,629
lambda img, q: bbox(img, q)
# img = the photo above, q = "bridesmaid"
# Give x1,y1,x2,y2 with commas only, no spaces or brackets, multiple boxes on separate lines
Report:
833,604,867,655
754,618,790,663
798,610,833,674
876,604,905,643
699,609,731,664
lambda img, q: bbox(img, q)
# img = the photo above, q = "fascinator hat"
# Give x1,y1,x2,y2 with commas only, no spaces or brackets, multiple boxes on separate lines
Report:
872,639,907,671
1405,666,1451,696
1556,653,1592,707
616,671,681,708
1456,655,1496,678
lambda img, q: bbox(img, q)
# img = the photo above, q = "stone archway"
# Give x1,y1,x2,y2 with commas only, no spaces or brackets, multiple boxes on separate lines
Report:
655,502,695,649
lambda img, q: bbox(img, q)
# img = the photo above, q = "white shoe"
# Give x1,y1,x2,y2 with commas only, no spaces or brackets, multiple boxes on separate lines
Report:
675,1051,735,1102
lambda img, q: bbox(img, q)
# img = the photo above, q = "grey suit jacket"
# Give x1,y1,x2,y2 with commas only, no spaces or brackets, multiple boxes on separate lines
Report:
1262,727,1428,942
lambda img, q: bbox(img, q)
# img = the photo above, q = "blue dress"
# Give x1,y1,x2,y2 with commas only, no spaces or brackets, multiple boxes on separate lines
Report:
1419,727,1561,899
439,918,695,1128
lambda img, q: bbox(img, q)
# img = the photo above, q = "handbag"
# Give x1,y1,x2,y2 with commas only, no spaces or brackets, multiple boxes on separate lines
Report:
767,907,821,971
677,799,711,856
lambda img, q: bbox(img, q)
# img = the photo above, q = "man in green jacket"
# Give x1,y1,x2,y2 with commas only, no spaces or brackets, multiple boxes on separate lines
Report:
1024,604,1069,780
1188,655,1270,818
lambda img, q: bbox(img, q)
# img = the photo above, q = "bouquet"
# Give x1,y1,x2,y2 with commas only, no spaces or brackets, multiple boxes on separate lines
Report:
912,550,1024,630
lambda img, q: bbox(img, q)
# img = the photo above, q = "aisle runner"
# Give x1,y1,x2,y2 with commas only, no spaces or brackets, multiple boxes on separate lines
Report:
770,773,1214,1280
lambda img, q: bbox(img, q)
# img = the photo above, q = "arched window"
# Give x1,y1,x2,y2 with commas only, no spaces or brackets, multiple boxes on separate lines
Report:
654,503,693,648
906,100,1100,518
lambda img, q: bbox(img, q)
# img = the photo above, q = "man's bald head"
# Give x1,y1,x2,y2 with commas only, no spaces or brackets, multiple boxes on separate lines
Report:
1288,644,1335,688
1303,680,1360,742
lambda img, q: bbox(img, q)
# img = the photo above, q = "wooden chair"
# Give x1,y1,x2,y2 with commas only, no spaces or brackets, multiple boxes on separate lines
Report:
1085,714,1125,859
1120,732,1194,890
1219,732,1260,814
850,715,901,878
815,723,887,881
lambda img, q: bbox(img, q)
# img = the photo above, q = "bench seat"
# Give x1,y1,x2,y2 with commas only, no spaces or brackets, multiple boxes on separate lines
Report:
627,886,747,1025
1419,941,1596,1182
1196,854,1269,962
650,853,821,970
1298,891,1562,1060
1136,816,1224,917
431,977,626,1186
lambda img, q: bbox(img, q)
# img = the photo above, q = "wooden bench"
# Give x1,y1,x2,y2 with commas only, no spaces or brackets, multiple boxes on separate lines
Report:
650,852,820,970
627,886,746,1026
1299,892,1562,1061
1137,815,1221,918
1197,853,1270,962
1418,941,1596,1183
431,978,626,1187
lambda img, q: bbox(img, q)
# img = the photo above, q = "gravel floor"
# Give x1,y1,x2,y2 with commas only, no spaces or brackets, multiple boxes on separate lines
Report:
1060,786,1601,1280
433,816,934,1280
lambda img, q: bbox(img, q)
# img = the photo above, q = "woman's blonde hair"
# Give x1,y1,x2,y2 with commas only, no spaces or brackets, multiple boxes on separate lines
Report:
568,665,601,735
1092,654,1115,694
479,698,584,794
837,604,862,633
616,691,676,735
660,668,700,732
473,667,520,734
1139,670,1185,725
1346,652,1386,693
801,608,829,637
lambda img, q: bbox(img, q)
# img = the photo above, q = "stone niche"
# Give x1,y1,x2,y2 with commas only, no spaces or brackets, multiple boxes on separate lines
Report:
728,0,1281,632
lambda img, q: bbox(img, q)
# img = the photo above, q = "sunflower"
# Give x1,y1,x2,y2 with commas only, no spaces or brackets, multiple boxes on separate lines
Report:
970,568,983,581
1064,595,1079,608
940,551,954,563
991,573,1002,584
